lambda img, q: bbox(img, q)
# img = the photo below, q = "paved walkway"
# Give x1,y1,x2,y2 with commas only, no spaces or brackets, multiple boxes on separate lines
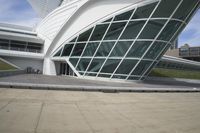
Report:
0,74,199,92
0,88,200,133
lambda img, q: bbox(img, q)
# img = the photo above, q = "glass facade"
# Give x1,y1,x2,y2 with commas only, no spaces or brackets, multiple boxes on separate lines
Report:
53,0,199,81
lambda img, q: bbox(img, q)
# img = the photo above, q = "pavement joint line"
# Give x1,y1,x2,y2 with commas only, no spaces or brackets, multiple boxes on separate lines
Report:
0,98,15,112
75,103,96,133
34,102,44,133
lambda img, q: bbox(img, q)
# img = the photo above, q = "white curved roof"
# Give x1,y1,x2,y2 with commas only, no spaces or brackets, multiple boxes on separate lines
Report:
27,0,63,18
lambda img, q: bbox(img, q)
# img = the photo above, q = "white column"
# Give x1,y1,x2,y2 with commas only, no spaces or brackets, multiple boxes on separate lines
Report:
43,58,57,75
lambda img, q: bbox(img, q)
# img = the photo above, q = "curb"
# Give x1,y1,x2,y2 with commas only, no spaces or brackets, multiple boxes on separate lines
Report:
0,82,200,93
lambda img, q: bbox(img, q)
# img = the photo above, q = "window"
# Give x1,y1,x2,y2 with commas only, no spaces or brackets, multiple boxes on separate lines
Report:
62,44,74,56
132,2,158,19
115,59,138,74
95,41,115,57
131,60,152,75
127,41,151,58
152,0,180,18
77,28,93,42
100,59,121,73
104,22,126,40
87,59,105,72
82,42,99,57
71,43,86,56
110,41,132,57
144,42,166,59
138,20,166,39
120,21,145,39
90,24,109,41
114,9,134,21
76,58,90,72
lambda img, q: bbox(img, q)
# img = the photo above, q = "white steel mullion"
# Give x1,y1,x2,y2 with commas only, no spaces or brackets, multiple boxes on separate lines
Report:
126,0,183,80
69,36,79,58
127,0,183,80
75,26,96,68
108,8,138,79
83,17,115,76
142,0,200,79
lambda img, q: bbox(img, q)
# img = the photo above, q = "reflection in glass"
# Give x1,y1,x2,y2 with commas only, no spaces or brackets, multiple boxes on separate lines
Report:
114,9,134,21
120,21,145,39
88,59,105,72
71,43,86,56
62,44,74,56
115,59,138,74
76,58,91,72
131,60,152,75
90,24,109,41
157,20,182,41
95,41,115,57
152,0,180,18
82,42,99,57
144,42,166,59
110,41,132,57
132,2,157,19
100,59,121,73
104,22,126,40
138,20,166,39
127,41,151,58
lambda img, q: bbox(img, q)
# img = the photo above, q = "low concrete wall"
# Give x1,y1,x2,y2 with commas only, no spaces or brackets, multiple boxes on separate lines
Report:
0,70,26,77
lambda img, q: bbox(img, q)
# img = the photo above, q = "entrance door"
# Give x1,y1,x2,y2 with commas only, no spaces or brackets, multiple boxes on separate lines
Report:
59,62,74,76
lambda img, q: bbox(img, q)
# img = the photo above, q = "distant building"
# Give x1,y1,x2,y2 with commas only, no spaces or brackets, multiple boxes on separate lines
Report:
179,44,200,62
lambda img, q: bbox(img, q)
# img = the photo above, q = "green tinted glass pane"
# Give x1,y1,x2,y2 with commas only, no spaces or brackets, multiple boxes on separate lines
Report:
132,2,157,19
127,76,140,80
116,59,138,74
112,75,127,79
114,9,134,21
120,21,145,39
131,60,152,75
69,58,79,67
71,43,86,56
139,20,166,39
100,59,121,73
62,44,74,56
152,0,180,18
88,59,105,72
104,22,126,40
90,24,109,41
77,28,93,42
83,42,99,57
95,41,115,57
76,58,90,71
173,0,199,20
54,48,62,57
158,20,182,41
127,41,151,58
144,42,166,59
110,41,132,57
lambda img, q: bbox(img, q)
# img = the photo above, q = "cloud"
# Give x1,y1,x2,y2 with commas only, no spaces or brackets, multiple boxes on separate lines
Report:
0,0,41,27
179,10,200,47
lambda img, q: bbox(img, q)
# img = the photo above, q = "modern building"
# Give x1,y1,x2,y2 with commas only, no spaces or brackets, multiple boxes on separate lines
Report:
0,0,200,81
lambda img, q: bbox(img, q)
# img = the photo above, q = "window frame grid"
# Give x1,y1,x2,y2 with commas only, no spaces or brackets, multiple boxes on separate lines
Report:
141,0,200,79
126,0,183,80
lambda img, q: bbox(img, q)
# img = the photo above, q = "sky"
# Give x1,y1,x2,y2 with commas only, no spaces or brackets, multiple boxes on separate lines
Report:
0,0,199,47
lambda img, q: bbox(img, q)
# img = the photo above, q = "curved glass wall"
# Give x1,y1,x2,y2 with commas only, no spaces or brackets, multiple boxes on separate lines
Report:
53,0,200,81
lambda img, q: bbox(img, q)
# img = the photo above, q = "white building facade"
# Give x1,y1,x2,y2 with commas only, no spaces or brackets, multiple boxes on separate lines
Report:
0,0,200,81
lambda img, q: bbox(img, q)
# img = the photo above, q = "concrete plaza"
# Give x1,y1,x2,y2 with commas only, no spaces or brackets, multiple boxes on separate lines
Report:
0,88,200,133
